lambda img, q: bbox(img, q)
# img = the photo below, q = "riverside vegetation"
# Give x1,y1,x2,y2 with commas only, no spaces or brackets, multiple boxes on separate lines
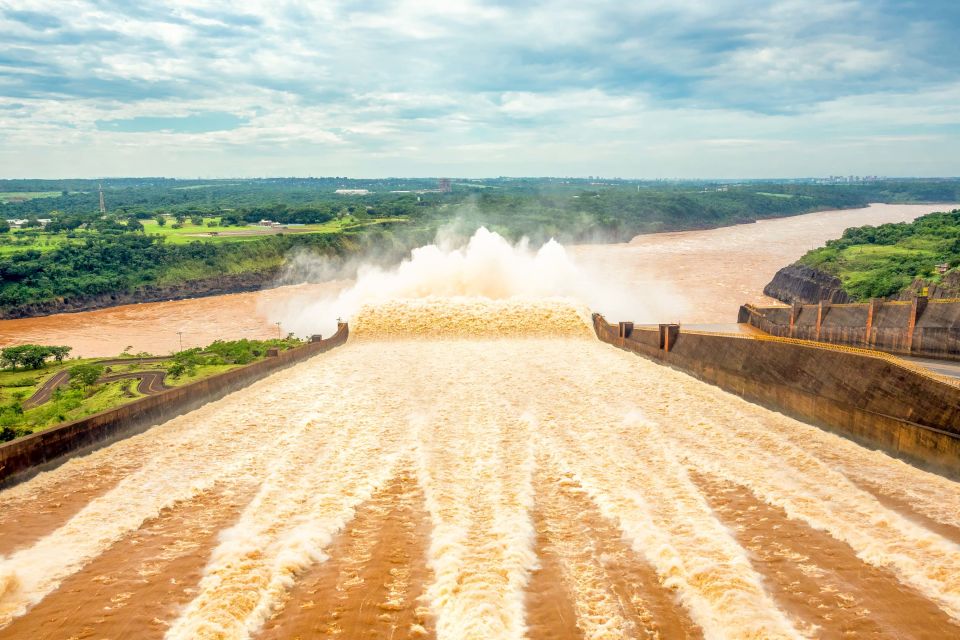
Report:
796,208,960,300
0,337,302,442
2,177,960,316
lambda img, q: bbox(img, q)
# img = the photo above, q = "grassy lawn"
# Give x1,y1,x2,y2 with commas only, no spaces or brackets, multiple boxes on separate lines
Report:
0,216,405,256
0,191,62,204
0,358,239,439
0,230,88,255
1,338,304,441
142,216,402,244
802,242,945,299
141,216,358,244
0,359,100,406
165,363,242,386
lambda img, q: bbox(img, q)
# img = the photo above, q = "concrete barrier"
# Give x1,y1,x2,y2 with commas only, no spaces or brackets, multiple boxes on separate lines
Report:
594,314,960,478
740,297,960,361
0,323,349,487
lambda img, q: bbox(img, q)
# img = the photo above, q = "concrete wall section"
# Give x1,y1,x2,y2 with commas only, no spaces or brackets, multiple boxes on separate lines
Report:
0,324,349,487
594,314,960,478
741,299,960,360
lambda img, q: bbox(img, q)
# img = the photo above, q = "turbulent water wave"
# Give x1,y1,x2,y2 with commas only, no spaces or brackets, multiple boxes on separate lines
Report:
2,297,960,640
352,296,593,340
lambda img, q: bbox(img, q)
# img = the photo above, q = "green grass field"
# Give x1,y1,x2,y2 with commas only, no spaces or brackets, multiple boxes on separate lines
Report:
755,192,795,199
0,191,62,204
0,216,405,257
140,215,401,244
0,230,86,255
141,216,356,244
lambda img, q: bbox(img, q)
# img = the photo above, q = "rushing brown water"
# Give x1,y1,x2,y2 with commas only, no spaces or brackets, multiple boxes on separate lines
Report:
0,203,953,357
2,298,960,639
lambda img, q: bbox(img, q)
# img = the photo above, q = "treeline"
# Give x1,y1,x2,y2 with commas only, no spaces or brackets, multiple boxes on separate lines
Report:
0,233,348,308
437,186,869,243
5,177,959,222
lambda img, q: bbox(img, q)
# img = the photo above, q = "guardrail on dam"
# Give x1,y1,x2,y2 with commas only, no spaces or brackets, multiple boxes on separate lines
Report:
594,314,960,477
739,296,960,361
0,323,349,487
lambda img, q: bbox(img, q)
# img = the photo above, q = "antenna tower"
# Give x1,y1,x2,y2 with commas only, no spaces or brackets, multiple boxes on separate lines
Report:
98,183,106,214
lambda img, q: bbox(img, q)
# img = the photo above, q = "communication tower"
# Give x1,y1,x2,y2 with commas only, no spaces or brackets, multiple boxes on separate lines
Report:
438,178,452,193
98,183,106,214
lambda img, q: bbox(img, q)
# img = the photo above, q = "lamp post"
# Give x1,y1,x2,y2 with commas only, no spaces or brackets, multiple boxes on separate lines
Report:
275,321,282,339
176,331,184,352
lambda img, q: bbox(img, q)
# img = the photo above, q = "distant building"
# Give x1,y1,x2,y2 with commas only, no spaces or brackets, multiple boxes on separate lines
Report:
4,218,48,228
335,189,370,195
937,263,950,275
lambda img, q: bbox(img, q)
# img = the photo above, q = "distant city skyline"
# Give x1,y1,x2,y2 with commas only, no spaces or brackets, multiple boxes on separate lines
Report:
1,1,958,178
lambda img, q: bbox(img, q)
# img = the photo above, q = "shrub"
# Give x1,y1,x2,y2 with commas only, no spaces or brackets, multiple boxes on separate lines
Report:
68,363,104,388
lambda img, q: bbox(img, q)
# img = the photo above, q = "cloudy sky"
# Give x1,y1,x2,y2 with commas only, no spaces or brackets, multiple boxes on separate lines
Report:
1,0,958,178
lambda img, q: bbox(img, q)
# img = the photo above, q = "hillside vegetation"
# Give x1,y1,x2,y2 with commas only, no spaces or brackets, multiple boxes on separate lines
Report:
798,209,960,299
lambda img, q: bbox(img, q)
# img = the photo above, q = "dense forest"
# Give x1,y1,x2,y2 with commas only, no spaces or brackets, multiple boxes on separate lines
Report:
798,208,960,299
3,177,960,315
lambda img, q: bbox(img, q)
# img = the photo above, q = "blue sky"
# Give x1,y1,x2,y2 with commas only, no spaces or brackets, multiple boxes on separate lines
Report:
0,0,958,178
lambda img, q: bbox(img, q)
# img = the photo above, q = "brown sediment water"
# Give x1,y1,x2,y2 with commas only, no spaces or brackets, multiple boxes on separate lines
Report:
695,472,960,639
0,483,253,640
257,467,435,639
0,281,346,357
530,460,703,639
1,203,953,357
571,202,958,323
1,298,960,639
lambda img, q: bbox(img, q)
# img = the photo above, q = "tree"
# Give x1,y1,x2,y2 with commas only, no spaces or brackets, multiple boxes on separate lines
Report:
68,363,104,388
1,344,52,369
48,345,72,363
191,215,203,226
155,215,167,227
126,217,144,232
0,219,9,233
0,347,20,369
175,214,187,225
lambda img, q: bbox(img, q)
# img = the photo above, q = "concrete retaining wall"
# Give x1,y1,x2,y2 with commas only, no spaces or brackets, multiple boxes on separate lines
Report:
740,298,960,360
596,315,960,478
0,324,349,487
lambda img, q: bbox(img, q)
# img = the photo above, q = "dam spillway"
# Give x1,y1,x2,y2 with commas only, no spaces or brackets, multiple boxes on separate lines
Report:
2,299,960,639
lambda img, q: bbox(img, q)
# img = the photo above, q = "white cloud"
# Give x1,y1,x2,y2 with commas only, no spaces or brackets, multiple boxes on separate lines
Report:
0,0,957,177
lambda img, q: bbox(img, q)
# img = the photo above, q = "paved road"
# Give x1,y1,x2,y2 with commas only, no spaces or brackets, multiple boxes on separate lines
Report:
22,361,173,409
901,356,960,380
99,371,170,394
21,370,71,409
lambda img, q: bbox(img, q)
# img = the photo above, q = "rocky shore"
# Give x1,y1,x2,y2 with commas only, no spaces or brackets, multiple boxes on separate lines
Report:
898,271,960,301
763,264,853,305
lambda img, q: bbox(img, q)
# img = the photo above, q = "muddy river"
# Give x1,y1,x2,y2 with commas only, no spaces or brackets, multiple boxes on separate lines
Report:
0,203,952,357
